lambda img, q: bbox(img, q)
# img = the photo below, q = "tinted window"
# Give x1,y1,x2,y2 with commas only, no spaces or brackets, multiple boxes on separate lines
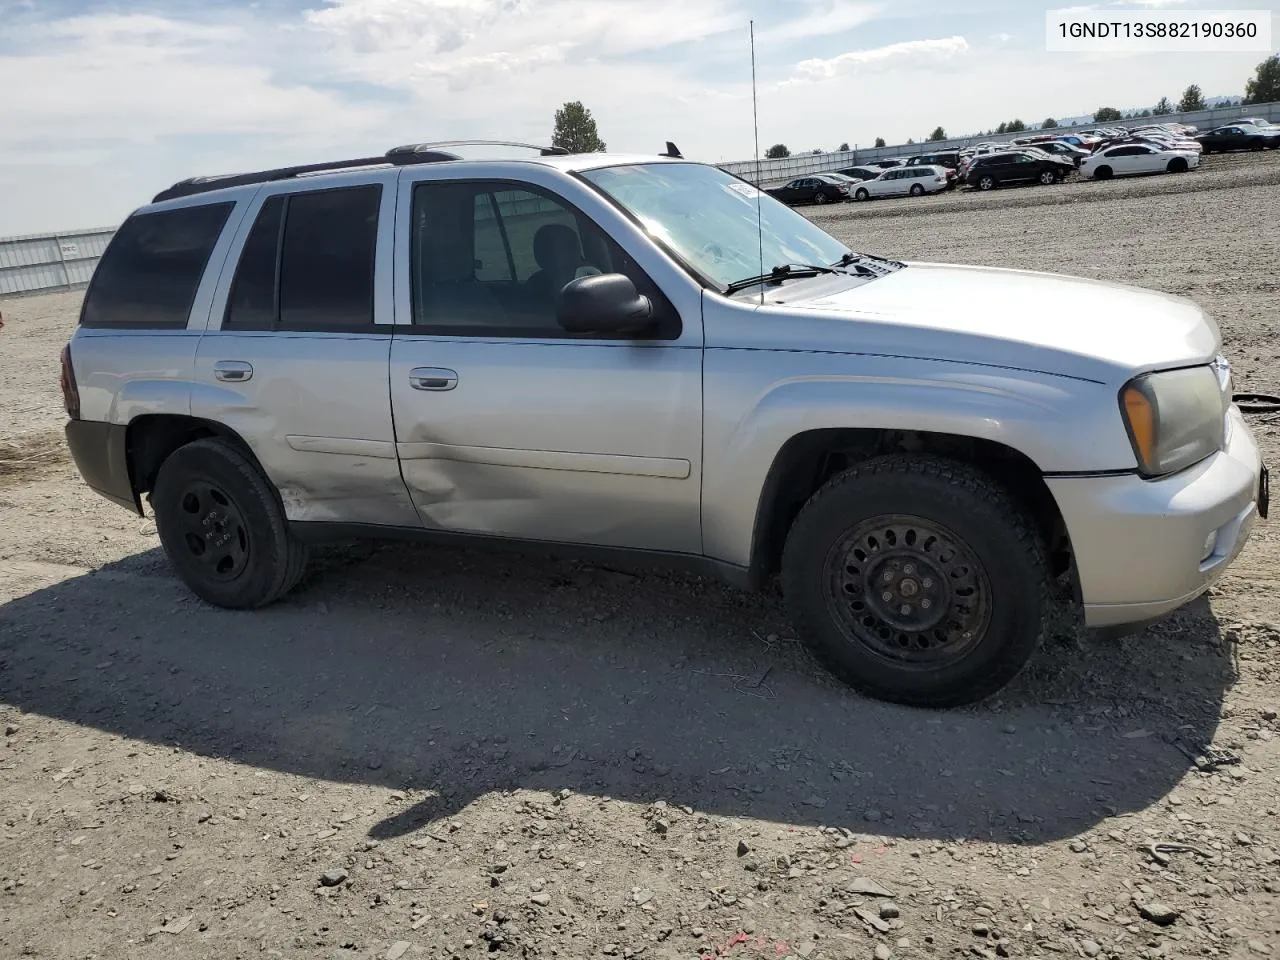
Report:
81,203,232,328
279,186,380,330
222,186,380,331
410,181,677,339
224,195,284,330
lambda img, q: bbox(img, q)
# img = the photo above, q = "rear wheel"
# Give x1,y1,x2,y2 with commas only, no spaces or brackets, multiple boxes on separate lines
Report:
152,437,309,609
1167,157,1189,173
977,175,996,191
909,183,924,196
854,188,869,201
782,456,1049,707
1094,165,1113,180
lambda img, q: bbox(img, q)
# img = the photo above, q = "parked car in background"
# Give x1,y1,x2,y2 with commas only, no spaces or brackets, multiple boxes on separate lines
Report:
867,159,907,169
906,152,961,169
965,152,1071,190
1196,124,1280,152
1024,141,1091,166
767,174,852,206
837,166,886,182
1080,143,1200,180
1054,134,1102,152
905,154,959,187
851,165,949,200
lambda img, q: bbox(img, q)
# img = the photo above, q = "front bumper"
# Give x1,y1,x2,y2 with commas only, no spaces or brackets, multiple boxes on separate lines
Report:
1047,406,1265,628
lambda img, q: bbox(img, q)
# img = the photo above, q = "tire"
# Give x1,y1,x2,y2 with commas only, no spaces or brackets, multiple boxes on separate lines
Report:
909,183,924,196
977,176,996,191
152,437,309,609
781,455,1049,708
1038,169,1056,186
1201,145,1212,154
814,192,829,205
1094,165,1113,180
854,188,869,201
1167,157,1188,173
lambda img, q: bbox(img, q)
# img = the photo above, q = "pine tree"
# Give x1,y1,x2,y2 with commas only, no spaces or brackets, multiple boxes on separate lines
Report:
551,101,606,153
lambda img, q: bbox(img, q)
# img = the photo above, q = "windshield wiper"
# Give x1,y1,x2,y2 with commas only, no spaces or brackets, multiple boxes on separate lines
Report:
724,263,837,295
836,251,905,271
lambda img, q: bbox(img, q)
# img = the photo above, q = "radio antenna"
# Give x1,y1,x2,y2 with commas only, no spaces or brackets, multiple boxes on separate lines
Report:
750,19,764,306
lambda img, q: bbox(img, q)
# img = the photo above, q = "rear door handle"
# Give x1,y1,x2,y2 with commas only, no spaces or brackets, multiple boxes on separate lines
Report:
410,367,458,391
214,360,253,383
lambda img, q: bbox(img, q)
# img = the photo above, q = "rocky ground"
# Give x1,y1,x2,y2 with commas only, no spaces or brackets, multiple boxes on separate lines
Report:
1,151,1278,960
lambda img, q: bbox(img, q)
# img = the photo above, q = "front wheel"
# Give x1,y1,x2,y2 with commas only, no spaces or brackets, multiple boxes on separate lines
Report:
1093,165,1113,180
854,188,869,201
909,183,924,196
152,437,309,609
1168,157,1188,173
781,456,1049,707
1038,170,1056,185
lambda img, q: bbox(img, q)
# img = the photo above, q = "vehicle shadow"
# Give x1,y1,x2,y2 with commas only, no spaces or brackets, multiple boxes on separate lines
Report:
0,541,1233,845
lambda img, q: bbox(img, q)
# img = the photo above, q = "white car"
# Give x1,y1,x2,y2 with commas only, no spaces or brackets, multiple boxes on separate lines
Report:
1080,143,1200,180
851,165,949,199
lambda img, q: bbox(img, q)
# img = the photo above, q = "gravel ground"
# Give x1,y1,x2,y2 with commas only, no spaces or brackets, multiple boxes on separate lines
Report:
1,151,1279,960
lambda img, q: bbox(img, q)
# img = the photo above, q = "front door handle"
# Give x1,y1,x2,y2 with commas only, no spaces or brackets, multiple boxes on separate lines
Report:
410,367,458,391
214,360,253,383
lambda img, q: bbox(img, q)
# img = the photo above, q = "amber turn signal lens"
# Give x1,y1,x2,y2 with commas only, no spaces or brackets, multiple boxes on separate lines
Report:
1122,384,1155,472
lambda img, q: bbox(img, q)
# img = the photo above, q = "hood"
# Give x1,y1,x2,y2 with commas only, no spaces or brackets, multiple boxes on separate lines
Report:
755,261,1220,383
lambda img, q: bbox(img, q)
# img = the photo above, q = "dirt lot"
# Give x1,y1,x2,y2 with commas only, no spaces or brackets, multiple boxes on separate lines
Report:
2,152,1279,960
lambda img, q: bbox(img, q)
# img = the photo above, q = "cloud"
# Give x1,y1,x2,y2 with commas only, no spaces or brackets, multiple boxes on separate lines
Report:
991,32,1014,42
757,1,882,45
1113,0,1193,6
790,35,969,82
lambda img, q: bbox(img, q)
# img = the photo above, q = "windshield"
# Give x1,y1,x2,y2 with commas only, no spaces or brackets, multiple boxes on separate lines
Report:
580,162,852,291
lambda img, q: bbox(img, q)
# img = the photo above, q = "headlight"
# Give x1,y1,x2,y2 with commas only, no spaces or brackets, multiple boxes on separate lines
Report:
1119,365,1227,477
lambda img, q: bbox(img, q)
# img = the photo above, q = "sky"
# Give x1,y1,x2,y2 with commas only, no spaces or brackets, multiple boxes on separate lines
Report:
0,0,1275,234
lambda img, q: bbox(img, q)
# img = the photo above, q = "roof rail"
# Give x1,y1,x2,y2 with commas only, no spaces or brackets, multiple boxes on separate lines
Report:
152,156,391,203
152,139,572,204
388,140,570,163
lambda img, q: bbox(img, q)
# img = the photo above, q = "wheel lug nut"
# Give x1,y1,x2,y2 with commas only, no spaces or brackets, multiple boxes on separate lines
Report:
900,605,911,615
922,578,933,588
882,572,893,583
904,563,915,574
921,599,932,609
881,591,893,602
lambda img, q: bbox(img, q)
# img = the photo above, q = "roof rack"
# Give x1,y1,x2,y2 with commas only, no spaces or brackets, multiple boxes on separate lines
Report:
152,139,574,203
387,140,570,162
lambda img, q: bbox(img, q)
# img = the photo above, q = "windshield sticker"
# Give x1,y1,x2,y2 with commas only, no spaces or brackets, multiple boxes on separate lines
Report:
724,182,762,200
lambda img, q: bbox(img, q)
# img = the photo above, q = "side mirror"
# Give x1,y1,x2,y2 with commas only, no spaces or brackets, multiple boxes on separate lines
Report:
556,273,653,336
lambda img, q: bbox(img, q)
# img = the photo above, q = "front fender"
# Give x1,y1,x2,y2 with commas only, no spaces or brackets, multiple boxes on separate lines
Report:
701,350,1134,567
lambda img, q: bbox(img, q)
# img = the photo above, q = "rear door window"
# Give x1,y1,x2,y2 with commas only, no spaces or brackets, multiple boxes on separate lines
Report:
81,202,233,328
222,185,381,331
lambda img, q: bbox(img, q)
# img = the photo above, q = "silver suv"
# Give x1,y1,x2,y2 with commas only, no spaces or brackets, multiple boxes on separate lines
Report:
61,140,1268,707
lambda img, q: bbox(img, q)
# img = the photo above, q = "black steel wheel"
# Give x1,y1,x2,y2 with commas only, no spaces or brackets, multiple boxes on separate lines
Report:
172,480,251,582
153,437,308,608
782,455,1049,707
824,514,991,668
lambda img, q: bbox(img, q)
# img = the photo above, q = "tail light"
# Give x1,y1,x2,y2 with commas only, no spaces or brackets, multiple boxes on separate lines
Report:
60,342,80,420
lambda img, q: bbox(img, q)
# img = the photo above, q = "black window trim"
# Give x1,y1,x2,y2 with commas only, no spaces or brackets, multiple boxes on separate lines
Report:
220,182,385,336
79,200,236,330
407,176,683,342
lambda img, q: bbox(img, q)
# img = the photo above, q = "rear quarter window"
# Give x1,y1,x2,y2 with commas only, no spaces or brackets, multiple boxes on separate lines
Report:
80,202,233,328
